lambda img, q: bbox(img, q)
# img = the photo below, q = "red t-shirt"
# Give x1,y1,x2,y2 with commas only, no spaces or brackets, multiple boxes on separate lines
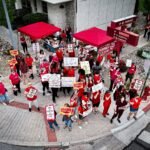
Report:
97,55,103,64
9,73,20,85
94,74,101,84
63,67,68,76
81,95,89,111
78,106,84,114
130,97,142,109
0,82,6,95
67,68,75,77
56,49,63,61
92,91,101,104
68,50,75,57
25,57,33,67
128,64,136,75
40,62,49,73
25,86,37,101
103,92,111,106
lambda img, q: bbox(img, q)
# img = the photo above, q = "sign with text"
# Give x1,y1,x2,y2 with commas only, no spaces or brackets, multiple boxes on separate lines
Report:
27,88,37,99
32,42,40,53
64,57,78,66
133,79,143,91
9,50,18,56
8,58,18,66
61,77,76,87
92,82,104,92
80,61,91,74
46,105,55,121
73,82,83,90
49,74,61,88
60,107,74,116
126,59,132,67
41,74,50,82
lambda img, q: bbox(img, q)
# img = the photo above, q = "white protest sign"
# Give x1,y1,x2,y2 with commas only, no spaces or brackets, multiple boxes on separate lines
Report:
133,79,143,91
46,105,55,121
92,82,104,92
41,74,50,82
27,88,37,99
67,44,73,52
80,61,91,74
61,77,76,87
126,59,132,67
32,42,40,53
64,57,78,66
83,101,93,117
49,74,61,88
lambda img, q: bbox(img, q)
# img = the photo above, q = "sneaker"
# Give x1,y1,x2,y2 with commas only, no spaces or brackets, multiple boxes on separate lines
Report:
64,125,67,129
37,107,40,111
110,119,113,124
117,119,121,123
43,92,45,96
68,127,72,131
29,108,32,112
133,116,137,120
78,126,82,129
51,128,55,132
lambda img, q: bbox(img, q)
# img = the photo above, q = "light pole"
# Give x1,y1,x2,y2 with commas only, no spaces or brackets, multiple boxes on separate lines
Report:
2,0,16,49
140,66,150,97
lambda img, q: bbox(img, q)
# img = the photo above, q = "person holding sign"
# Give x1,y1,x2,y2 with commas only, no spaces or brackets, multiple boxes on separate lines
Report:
125,63,136,85
46,105,59,132
24,83,40,112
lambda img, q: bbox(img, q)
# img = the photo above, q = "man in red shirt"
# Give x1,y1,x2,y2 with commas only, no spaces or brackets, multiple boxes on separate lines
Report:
125,63,136,85
25,54,34,79
24,83,40,112
40,59,50,73
9,70,21,96
127,95,142,120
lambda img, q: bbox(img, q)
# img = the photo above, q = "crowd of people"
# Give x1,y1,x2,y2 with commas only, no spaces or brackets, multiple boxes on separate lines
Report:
0,28,149,132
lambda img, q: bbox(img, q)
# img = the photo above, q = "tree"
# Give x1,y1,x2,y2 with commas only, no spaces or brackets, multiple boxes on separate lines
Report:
0,0,16,27
143,0,150,13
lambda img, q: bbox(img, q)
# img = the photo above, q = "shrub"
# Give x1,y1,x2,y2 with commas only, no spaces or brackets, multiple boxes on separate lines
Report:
22,13,48,25
137,48,150,59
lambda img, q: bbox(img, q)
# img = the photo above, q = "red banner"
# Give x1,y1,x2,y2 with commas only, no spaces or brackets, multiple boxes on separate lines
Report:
73,82,83,90
60,107,74,116
8,58,17,66
9,50,18,56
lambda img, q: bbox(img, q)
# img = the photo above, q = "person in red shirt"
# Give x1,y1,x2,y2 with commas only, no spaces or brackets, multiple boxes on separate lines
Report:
40,59,50,73
102,91,111,117
125,63,136,85
92,90,101,114
25,54,34,79
40,68,51,96
96,54,104,65
93,72,102,84
56,48,63,68
67,67,75,77
24,83,40,112
127,95,142,120
9,69,21,96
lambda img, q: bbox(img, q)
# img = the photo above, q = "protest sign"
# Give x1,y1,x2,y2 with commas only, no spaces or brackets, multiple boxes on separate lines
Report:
41,74,50,82
49,74,60,88
60,107,74,116
32,42,40,53
9,50,18,56
73,82,83,90
8,58,18,66
82,101,93,117
80,61,91,74
46,105,55,121
92,82,104,92
133,79,143,91
67,44,73,52
126,59,132,67
64,57,78,66
61,77,76,87
27,88,37,99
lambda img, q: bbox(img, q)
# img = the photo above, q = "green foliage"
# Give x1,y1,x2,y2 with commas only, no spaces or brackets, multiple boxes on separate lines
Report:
22,13,48,25
137,48,150,59
0,0,16,27
138,0,150,13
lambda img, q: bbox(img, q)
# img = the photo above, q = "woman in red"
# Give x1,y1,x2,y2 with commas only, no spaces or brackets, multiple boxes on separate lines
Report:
56,48,63,68
25,54,34,79
40,59,50,73
24,83,40,112
102,91,111,117
9,69,21,96
92,90,101,114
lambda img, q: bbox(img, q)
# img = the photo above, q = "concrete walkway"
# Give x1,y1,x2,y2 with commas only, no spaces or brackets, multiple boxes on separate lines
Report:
0,35,150,149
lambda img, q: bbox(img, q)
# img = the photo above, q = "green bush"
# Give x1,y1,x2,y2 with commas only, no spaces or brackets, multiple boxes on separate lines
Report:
137,49,150,59
22,13,48,25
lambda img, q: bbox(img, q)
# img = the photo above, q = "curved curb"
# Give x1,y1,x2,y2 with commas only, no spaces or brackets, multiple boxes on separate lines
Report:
111,111,145,134
0,131,112,148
